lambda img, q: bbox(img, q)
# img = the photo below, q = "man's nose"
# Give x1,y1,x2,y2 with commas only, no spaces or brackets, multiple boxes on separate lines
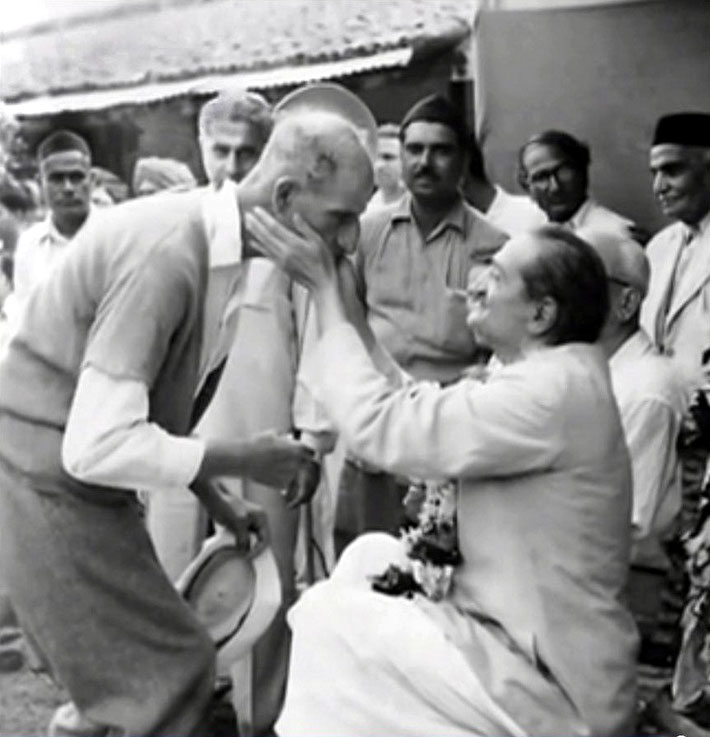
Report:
546,173,562,194
653,171,668,195
225,153,240,182
419,148,433,168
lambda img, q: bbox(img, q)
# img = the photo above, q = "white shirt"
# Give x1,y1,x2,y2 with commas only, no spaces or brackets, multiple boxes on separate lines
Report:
14,210,92,302
609,329,686,568
63,183,245,493
482,185,545,235
565,197,633,238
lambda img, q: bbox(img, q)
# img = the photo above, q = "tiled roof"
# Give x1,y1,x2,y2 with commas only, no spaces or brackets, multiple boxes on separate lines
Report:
1,0,474,102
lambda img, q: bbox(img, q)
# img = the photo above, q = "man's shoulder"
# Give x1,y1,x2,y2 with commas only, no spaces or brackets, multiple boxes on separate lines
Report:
613,334,685,410
99,188,205,232
585,200,633,232
16,218,50,250
86,189,207,259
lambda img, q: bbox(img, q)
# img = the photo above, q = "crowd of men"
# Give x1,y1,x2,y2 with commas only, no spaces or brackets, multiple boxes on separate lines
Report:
0,86,710,737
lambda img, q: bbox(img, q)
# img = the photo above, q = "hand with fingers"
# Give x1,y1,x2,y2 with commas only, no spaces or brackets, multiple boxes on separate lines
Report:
281,455,322,509
239,431,318,488
190,478,271,555
245,207,337,292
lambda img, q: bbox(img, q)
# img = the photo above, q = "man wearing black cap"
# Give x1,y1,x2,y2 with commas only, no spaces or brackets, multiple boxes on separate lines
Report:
336,94,507,551
14,130,93,302
640,112,710,725
641,112,710,386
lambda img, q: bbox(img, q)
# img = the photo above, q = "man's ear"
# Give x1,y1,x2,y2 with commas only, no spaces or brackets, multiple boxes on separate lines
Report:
272,176,298,216
618,287,642,323
529,296,557,337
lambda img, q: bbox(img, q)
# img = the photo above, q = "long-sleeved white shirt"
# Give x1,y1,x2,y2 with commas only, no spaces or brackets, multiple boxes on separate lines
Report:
63,182,245,493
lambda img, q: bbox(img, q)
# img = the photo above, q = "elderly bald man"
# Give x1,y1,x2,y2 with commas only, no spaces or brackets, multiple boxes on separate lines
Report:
0,110,371,736
582,228,686,573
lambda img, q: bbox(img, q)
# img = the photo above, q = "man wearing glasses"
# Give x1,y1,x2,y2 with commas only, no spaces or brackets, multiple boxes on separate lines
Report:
517,129,635,239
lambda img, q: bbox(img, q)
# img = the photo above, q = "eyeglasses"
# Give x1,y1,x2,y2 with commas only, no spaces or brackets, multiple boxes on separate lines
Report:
526,162,578,188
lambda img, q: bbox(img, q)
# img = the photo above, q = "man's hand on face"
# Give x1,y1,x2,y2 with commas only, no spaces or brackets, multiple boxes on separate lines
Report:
245,207,337,292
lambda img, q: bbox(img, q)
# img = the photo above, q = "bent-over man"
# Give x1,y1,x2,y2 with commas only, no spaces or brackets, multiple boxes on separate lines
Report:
0,109,372,736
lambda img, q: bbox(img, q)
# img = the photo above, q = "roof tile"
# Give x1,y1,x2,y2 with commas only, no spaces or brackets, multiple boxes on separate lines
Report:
1,0,473,101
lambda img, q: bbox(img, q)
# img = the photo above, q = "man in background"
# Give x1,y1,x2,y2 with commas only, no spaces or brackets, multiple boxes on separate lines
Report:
518,129,636,239
640,112,710,725
14,130,93,301
585,228,685,571
583,228,685,655
365,123,406,213
198,89,273,188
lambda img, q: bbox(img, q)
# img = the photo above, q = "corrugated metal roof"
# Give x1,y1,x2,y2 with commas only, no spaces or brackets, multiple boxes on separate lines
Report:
1,0,474,111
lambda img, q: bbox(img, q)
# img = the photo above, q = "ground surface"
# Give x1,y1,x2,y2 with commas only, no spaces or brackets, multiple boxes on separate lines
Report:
0,634,64,737
0,632,690,737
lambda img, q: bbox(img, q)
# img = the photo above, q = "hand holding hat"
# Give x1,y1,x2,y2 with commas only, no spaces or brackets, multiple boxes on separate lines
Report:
191,477,269,555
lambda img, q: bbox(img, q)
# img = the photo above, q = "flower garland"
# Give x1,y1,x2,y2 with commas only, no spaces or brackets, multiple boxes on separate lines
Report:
370,479,461,601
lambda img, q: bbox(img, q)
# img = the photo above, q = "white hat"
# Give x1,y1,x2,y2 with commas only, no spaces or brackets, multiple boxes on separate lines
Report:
275,82,378,160
175,530,281,677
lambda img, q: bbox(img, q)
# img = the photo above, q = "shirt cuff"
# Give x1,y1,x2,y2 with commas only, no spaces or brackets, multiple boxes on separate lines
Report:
162,435,207,489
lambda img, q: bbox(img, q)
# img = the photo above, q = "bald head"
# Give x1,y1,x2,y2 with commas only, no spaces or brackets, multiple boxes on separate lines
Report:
578,228,649,298
257,110,372,189
243,110,373,254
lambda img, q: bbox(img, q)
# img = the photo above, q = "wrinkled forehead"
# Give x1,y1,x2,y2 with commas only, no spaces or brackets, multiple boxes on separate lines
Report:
41,151,90,175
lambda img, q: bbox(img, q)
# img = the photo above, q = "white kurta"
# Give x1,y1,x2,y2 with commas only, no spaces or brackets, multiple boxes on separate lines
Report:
277,326,638,737
609,329,686,568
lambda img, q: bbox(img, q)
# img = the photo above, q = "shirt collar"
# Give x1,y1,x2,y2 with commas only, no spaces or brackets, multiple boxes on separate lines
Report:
390,191,467,237
44,207,94,246
566,198,593,230
202,179,242,268
684,210,710,243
